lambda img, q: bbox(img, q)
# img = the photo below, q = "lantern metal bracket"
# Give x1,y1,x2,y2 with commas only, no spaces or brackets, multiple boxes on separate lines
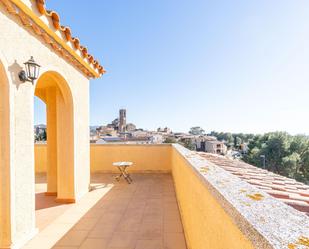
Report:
18,70,34,84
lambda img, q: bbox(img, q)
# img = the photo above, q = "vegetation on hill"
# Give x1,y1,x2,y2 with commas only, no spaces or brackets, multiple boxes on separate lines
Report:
189,126,206,136
209,131,255,149
211,131,309,184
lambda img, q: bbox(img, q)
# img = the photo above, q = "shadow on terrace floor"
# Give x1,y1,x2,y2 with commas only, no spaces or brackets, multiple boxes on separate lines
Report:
51,173,188,249
35,174,74,230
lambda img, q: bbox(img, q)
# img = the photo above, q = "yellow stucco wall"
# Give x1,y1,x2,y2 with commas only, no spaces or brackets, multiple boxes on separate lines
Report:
90,144,172,173
0,55,11,248
34,144,47,173
0,2,91,247
35,144,172,173
172,147,255,249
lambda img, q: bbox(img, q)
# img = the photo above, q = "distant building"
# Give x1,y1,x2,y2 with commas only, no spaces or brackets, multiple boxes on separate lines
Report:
126,123,136,132
131,130,148,138
96,137,122,144
195,136,217,151
111,118,119,129
97,126,117,136
119,109,126,132
150,134,164,144
157,127,172,134
204,140,227,155
92,109,139,141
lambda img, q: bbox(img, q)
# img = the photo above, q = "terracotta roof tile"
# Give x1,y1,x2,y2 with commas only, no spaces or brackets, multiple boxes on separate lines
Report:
35,0,105,75
0,0,105,77
277,198,309,213
199,152,309,216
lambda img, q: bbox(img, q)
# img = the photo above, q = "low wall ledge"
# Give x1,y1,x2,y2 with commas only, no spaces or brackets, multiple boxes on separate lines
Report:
173,144,309,249
90,143,173,147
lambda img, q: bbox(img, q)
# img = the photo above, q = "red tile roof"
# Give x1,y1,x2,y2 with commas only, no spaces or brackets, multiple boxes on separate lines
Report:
1,0,105,77
35,0,105,75
199,153,309,215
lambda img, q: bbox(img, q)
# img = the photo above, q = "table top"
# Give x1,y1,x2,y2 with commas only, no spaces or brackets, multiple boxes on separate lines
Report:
112,161,133,167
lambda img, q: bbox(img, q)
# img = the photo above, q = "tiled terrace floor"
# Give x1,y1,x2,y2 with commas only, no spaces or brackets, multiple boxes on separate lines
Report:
36,174,74,230
27,173,187,249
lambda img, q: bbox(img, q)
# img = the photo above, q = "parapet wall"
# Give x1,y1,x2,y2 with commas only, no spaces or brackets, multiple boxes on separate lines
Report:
172,144,255,249
35,144,172,173
172,144,309,249
90,144,172,173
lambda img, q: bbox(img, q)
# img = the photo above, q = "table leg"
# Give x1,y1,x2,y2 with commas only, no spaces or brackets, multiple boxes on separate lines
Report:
122,166,132,184
115,167,124,181
114,166,133,184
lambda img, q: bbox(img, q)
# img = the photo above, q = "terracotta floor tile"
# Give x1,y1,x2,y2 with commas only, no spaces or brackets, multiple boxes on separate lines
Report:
83,208,106,219
141,215,163,226
52,247,78,249
135,239,164,249
99,213,123,226
124,208,145,218
55,230,89,247
88,224,117,239
144,207,163,217
127,200,146,210
106,247,133,249
79,238,109,249
73,218,98,231
164,233,187,249
138,221,162,240
107,232,137,248
164,218,183,233
164,210,181,220
146,199,163,207
117,216,143,232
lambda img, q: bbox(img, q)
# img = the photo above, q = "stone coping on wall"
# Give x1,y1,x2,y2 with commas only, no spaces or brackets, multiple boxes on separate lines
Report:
172,144,309,249
90,143,172,147
35,143,173,147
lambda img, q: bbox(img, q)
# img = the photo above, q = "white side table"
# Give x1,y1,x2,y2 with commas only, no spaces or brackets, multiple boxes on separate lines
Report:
112,161,133,184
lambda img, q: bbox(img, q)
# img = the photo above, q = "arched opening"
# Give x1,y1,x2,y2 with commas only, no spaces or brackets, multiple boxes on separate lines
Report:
34,71,75,213
0,61,11,247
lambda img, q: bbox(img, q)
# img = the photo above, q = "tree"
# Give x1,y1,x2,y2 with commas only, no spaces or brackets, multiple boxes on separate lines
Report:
234,136,242,148
181,140,196,151
209,130,309,184
41,129,47,141
282,152,300,178
209,131,254,149
243,147,261,166
164,137,177,143
189,127,205,136
261,132,290,174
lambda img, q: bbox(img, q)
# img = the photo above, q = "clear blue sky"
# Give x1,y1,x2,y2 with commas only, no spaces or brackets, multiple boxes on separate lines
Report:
34,0,309,135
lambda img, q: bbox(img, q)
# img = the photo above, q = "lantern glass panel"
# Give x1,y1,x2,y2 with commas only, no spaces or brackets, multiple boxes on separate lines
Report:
25,63,30,79
28,63,36,79
35,66,40,79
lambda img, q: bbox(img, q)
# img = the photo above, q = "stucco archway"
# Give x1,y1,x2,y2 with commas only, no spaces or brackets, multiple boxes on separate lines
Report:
35,71,75,202
0,60,11,247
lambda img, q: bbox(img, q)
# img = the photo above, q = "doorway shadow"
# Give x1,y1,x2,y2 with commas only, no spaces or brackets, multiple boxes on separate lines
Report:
35,192,62,210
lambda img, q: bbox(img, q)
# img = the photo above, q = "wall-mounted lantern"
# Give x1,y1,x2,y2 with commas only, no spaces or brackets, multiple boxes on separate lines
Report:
18,56,41,84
